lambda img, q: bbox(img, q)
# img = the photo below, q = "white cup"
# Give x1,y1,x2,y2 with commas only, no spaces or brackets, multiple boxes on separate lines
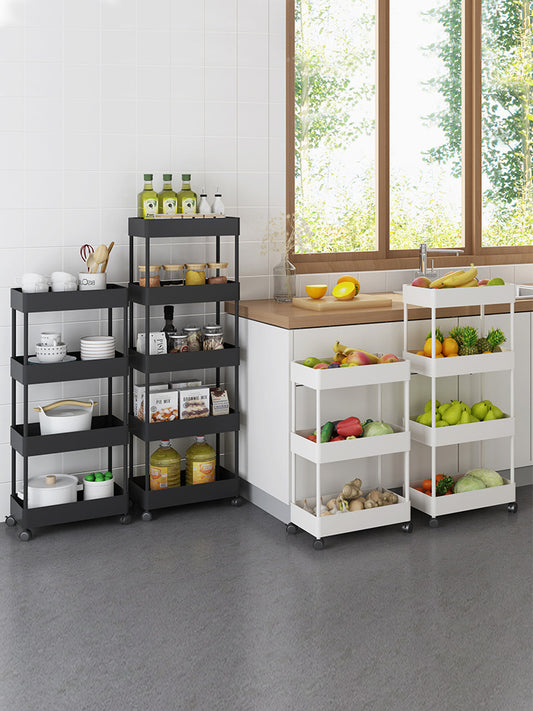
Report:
79,272,107,291
40,332,61,346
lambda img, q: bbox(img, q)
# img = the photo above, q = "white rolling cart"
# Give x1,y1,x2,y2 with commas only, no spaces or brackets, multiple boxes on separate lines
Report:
288,359,412,549
402,283,517,526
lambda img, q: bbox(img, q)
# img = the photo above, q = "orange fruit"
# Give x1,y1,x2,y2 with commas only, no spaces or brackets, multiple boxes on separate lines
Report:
435,353,444,358
332,282,356,300
423,338,442,357
337,275,360,295
305,284,328,299
446,353,459,357
442,338,459,356
416,350,426,356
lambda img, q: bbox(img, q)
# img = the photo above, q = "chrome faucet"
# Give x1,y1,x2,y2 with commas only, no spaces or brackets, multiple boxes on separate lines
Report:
417,243,464,279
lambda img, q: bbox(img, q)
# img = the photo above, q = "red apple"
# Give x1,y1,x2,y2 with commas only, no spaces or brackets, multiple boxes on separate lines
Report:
379,353,400,363
313,362,329,369
411,277,431,288
478,279,489,286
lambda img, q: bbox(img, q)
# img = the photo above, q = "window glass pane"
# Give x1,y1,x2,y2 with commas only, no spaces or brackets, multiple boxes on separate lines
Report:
482,0,533,247
389,0,462,250
294,0,376,254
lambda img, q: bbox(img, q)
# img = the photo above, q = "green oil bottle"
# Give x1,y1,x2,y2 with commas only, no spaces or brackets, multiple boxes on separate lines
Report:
137,174,159,218
158,173,178,214
185,436,216,485
150,439,181,490
177,173,197,214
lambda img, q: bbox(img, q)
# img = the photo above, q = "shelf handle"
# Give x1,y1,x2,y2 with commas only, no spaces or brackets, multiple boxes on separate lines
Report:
33,399,97,412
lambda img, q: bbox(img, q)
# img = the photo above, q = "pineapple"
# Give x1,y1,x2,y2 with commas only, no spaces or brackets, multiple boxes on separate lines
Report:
487,327,506,352
448,326,463,347
476,336,490,353
458,326,479,355
426,327,444,343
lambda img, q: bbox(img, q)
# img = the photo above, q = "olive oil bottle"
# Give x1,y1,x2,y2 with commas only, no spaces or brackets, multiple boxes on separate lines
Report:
177,173,197,214
158,173,178,215
137,174,159,218
150,439,181,490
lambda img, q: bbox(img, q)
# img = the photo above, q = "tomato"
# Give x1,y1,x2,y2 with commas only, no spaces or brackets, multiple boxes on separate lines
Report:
425,489,433,496
436,474,444,482
422,478,432,491
414,487,424,492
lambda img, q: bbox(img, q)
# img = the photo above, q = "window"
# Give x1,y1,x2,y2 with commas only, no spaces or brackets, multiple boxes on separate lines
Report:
288,0,533,270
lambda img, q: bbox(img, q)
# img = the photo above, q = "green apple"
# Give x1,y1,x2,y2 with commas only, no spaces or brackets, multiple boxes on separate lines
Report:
303,357,321,368
487,277,505,285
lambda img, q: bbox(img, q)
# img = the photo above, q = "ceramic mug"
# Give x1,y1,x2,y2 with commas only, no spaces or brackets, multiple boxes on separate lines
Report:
40,332,61,346
79,272,107,291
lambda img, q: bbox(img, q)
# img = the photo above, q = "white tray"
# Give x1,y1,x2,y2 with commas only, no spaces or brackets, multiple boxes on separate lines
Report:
291,358,410,389
291,425,410,463
410,416,514,447
291,492,410,538
403,349,514,376
409,477,515,517
402,283,516,308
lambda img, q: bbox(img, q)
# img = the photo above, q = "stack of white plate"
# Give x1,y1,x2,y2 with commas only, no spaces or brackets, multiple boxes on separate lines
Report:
80,335,115,360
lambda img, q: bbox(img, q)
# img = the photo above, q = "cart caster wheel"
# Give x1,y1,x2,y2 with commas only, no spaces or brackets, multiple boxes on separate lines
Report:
429,517,439,528
402,522,414,533
120,514,132,525
286,523,298,535
313,538,325,551
5,515,16,528
230,496,244,507
19,529,32,542
507,502,518,513
141,511,152,522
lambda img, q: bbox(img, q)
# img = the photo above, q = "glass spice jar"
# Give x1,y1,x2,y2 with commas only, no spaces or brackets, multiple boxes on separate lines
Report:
207,262,228,284
202,324,224,350
182,325,202,351
168,332,189,353
138,265,161,287
184,263,206,285
162,264,184,286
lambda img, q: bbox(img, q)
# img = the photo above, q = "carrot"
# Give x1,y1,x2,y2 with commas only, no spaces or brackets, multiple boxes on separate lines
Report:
414,487,424,493
422,478,432,491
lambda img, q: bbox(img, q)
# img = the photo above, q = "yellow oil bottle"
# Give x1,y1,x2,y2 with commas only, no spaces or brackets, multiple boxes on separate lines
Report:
185,436,216,485
150,439,181,490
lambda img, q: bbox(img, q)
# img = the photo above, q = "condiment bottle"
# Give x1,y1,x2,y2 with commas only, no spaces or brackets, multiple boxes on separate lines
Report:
182,325,202,351
207,262,228,284
162,305,176,351
137,174,159,218
177,173,197,214
212,189,224,215
198,189,211,215
184,263,206,285
158,173,178,214
202,324,224,350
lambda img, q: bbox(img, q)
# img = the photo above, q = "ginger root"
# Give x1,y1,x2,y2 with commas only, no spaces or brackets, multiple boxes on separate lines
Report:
364,489,399,507
348,498,365,512
341,477,363,501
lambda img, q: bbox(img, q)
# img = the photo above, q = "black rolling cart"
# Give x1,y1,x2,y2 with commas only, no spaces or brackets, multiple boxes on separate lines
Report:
127,217,241,520
6,286,130,540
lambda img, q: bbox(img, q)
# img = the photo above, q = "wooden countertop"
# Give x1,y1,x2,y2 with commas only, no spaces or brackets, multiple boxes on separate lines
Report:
225,292,533,329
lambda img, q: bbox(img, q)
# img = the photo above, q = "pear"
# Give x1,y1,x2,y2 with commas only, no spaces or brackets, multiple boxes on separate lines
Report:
459,409,471,425
424,399,440,412
442,402,462,426
438,403,451,416
435,419,449,427
484,408,497,421
418,412,434,427
460,403,471,414
469,415,480,423
491,405,504,419
471,401,489,420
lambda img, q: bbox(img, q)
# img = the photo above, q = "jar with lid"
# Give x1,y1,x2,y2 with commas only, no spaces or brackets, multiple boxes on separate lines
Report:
182,325,202,351
184,263,206,285
207,262,228,284
162,264,184,286
138,265,161,287
168,332,189,353
202,324,224,350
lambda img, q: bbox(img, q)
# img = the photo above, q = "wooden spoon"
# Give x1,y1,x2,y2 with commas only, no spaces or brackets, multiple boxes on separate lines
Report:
101,241,114,273
92,244,108,273
86,253,97,272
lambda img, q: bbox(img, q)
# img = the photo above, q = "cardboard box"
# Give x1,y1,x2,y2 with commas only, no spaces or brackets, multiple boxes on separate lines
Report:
179,387,210,419
169,380,202,391
136,331,167,355
210,387,230,416
134,383,169,420
148,390,180,423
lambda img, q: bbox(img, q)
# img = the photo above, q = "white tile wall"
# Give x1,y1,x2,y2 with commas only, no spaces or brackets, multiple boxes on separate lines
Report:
0,1,531,517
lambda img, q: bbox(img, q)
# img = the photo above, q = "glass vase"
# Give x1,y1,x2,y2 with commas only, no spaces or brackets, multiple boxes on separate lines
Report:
273,255,296,303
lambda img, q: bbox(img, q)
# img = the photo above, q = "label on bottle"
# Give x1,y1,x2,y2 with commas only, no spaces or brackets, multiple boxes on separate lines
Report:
143,198,158,216
163,197,177,214
187,459,215,485
150,463,180,490
182,197,196,214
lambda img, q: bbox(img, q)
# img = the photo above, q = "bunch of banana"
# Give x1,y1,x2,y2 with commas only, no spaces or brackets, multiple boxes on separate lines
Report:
429,264,478,289
332,341,379,365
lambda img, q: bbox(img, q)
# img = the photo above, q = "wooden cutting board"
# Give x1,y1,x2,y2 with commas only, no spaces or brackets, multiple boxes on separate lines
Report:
293,293,393,311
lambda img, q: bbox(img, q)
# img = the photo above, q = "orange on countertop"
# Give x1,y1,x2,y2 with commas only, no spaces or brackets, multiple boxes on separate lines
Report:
337,275,360,295
305,284,328,299
332,282,356,300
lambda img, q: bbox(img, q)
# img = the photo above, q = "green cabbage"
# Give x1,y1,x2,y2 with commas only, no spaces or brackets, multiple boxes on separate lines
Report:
454,475,487,493
465,468,503,487
363,421,394,437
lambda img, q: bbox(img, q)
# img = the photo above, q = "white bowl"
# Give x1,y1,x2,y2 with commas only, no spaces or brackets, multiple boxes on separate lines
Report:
51,271,77,281
35,343,68,363
22,282,49,294
51,282,77,292
81,335,115,343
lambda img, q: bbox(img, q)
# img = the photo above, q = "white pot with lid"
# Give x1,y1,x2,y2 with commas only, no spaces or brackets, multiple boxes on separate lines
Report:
27,474,79,508
34,399,97,435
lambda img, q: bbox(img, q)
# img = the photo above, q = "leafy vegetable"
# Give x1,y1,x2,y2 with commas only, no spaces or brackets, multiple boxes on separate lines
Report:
436,476,455,496
454,475,486,493
362,421,394,437
465,468,503,487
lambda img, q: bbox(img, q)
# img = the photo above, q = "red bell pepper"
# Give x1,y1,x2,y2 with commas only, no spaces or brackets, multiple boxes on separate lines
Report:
330,435,346,442
307,434,317,442
336,416,362,438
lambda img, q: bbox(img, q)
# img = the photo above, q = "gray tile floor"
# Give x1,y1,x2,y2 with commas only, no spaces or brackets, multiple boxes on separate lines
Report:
1,488,532,711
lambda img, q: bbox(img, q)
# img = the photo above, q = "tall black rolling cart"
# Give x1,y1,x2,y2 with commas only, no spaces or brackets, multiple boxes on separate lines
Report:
6,286,130,540
127,217,241,519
